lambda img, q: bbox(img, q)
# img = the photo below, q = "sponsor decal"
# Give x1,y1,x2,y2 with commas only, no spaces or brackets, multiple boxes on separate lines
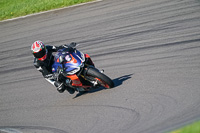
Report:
65,55,71,62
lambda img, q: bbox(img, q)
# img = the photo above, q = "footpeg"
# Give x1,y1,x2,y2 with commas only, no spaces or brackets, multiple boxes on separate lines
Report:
91,80,98,86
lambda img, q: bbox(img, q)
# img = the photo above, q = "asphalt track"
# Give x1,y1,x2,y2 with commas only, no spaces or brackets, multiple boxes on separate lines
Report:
0,0,200,133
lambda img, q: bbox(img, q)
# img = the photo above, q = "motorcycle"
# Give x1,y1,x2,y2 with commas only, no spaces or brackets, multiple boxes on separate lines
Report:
51,44,114,93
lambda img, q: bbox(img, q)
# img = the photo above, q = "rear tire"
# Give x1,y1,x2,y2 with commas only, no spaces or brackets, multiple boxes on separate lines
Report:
86,67,114,88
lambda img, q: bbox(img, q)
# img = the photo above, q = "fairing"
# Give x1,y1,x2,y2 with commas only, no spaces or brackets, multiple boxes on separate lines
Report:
52,49,85,75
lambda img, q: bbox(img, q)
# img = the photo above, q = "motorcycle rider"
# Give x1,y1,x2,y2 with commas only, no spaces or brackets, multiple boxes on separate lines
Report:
31,40,88,94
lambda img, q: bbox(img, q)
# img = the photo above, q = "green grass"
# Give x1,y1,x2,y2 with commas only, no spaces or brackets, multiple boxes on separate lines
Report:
0,0,94,21
170,120,200,133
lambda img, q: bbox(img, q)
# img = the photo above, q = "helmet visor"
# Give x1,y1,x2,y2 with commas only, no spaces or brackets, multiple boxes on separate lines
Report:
33,48,46,58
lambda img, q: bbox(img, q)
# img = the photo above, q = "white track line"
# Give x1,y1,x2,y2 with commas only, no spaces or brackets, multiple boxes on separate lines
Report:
1,0,103,22
0,128,22,133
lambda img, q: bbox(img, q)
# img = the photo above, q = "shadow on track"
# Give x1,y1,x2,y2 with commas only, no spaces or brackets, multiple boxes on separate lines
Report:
73,74,133,98
113,74,133,87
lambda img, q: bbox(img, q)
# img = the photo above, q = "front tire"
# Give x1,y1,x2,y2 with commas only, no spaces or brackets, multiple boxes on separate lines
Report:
86,67,114,89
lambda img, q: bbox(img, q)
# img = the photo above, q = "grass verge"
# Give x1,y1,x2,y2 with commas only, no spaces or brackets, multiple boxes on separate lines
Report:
0,0,94,21
170,120,200,133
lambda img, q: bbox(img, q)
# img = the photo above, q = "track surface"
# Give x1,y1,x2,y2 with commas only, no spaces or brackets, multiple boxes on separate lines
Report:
0,0,200,133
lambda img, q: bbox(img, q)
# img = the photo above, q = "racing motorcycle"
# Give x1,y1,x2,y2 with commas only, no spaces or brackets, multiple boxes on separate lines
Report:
51,44,114,93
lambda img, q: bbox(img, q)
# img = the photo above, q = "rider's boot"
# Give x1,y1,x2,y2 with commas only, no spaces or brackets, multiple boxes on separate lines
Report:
54,81,65,93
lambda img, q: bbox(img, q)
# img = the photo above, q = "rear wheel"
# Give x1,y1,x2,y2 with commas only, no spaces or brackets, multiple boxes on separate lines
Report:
86,67,114,89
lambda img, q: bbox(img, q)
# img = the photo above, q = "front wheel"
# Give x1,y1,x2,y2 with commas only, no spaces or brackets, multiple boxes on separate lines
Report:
86,67,114,89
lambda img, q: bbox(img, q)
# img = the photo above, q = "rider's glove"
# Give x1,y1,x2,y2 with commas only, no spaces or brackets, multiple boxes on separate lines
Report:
62,42,78,51
69,42,77,48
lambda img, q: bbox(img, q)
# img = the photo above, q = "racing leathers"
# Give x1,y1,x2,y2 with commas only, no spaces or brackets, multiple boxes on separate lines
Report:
33,44,75,94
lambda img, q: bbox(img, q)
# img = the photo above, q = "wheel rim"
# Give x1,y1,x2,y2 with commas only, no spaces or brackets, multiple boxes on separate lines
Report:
96,78,110,88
